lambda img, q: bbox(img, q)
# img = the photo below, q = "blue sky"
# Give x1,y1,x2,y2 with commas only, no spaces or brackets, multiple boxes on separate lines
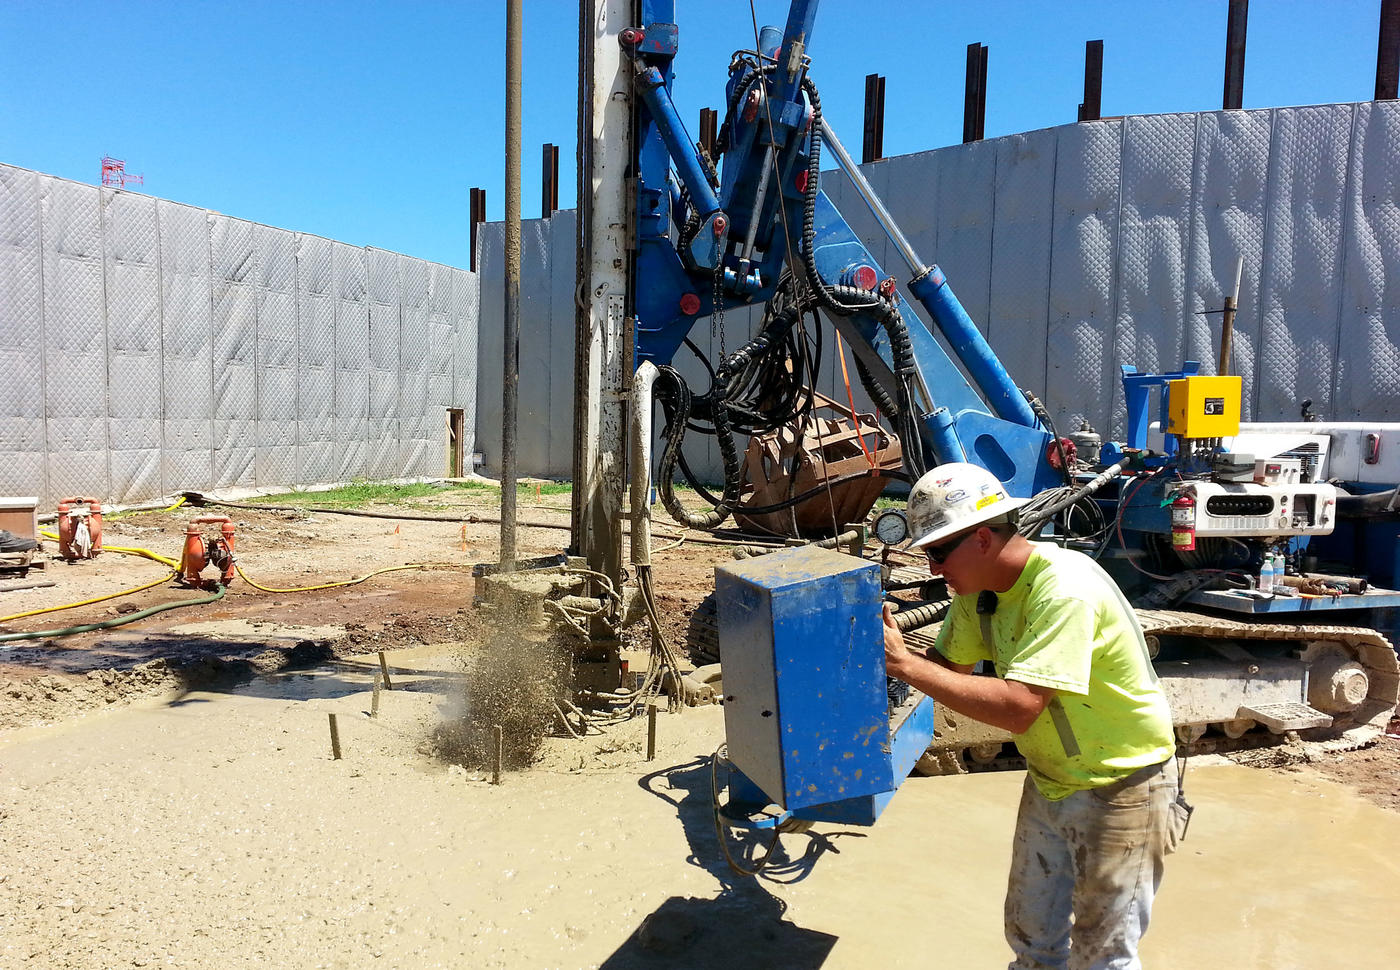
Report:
0,1,1387,269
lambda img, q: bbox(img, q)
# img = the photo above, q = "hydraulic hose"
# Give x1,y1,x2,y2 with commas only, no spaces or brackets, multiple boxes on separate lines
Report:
183,490,780,549
233,562,424,594
731,528,864,560
891,600,951,632
656,364,743,529
184,493,569,532
798,77,926,480
0,584,227,646
1017,462,1125,535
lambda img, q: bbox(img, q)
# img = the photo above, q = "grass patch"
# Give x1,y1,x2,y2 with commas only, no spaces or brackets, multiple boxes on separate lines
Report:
249,479,573,509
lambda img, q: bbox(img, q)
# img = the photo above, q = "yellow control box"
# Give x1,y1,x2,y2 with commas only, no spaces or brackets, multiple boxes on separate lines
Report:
1166,375,1241,438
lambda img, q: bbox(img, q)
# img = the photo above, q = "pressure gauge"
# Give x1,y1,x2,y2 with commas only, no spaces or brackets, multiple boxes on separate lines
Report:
872,509,910,546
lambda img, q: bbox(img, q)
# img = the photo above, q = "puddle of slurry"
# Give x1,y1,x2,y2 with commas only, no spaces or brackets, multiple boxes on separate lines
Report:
784,765,1400,968
1141,763,1400,967
250,669,359,701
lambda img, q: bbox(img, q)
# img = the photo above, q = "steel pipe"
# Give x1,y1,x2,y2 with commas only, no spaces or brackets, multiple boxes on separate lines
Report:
500,0,522,572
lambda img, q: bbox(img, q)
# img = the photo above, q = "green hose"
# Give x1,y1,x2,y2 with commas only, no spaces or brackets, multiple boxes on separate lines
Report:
0,585,227,646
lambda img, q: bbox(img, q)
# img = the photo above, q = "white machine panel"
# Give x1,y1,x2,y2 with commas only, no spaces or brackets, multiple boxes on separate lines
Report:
1185,481,1337,538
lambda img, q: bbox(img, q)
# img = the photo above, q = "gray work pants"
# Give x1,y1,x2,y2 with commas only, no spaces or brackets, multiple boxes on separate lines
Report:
1004,757,1177,970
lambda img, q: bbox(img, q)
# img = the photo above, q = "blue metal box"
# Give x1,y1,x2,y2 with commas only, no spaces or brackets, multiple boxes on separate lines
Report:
715,545,894,811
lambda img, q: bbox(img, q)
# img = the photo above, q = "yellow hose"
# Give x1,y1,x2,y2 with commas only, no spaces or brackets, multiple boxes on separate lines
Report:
234,562,425,593
106,495,188,520
22,504,424,620
0,568,179,624
38,529,180,569
101,544,181,568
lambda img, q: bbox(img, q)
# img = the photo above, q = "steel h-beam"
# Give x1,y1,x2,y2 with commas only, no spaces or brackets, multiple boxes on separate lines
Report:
1379,0,1400,101
1078,40,1103,121
862,72,885,163
963,43,987,143
699,107,718,158
469,187,486,272
1224,0,1248,110
541,143,560,218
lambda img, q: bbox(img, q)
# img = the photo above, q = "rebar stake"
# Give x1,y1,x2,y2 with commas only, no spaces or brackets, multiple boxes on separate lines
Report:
378,652,394,690
328,713,342,760
493,724,504,785
647,703,658,762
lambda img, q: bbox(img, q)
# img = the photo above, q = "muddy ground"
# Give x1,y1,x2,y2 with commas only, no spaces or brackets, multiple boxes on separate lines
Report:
2,485,1399,967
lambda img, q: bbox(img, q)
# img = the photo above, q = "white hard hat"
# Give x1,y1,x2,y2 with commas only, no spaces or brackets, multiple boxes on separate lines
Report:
907,462,1026,549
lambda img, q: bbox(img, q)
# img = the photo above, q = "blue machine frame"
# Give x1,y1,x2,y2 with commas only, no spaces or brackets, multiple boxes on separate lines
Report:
627,0,1061,498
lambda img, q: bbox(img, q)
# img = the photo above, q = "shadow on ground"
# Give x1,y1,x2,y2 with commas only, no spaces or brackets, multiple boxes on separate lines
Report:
596,756,868,967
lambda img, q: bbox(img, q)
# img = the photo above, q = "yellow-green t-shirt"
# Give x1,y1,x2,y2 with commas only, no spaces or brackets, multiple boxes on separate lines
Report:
934,542,1174,800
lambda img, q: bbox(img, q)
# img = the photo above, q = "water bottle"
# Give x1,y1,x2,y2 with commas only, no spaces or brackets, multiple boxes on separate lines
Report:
1258,551,1276,593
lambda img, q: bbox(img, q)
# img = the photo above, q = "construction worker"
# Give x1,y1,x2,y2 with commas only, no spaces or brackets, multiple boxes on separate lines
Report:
882,462,1185,970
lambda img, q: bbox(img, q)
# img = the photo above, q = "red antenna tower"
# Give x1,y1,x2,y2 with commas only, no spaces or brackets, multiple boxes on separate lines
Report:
100,155,144,189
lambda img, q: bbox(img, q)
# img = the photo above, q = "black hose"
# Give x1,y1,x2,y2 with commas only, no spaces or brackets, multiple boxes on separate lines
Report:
1335,485,1400,518
656,365,743,529
184,492,570,531
891,599,951,632
798,77,926,480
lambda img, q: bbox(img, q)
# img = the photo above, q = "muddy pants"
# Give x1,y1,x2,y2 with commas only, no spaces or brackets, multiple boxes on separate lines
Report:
1004,758,1177,970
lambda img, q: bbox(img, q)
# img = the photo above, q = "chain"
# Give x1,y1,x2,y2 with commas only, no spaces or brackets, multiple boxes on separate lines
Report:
711,257,727,363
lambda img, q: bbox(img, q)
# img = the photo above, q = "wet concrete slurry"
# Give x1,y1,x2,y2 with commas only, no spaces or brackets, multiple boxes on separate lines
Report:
798,763,1400,967
2,657,1397,968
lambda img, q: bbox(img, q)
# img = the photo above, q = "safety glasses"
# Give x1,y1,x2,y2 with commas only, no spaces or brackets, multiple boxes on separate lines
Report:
925,528,978,565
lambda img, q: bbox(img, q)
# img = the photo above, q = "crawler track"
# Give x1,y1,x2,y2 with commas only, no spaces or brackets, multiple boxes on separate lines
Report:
685,580,1400,775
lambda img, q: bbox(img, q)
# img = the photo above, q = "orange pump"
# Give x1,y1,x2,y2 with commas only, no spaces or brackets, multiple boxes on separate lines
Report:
180,514,237,589
56,496,103,560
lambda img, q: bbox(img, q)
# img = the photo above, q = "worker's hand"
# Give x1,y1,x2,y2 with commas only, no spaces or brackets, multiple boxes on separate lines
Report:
882,603,912,677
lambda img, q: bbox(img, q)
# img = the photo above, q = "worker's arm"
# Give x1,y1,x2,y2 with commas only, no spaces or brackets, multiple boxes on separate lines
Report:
882,603,1054,735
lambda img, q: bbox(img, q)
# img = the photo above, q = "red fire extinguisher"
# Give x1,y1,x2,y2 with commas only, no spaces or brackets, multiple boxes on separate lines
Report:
1170,490,1197,552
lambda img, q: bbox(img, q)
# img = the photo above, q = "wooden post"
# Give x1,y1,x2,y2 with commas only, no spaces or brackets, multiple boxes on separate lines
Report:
371,674,382,717
1219,257,1244,377
647,702,658,761
378,651,393,690
493,725,504,784
328,713,342,760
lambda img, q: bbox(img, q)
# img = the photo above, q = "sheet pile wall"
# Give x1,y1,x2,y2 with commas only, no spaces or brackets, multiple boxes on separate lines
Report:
473,101,1400,484
0,163,478,507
